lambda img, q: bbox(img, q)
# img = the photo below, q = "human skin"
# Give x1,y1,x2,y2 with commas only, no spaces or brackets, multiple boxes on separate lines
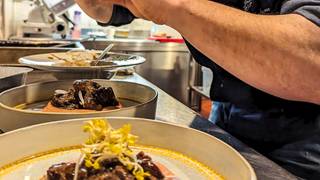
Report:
75,0,320,104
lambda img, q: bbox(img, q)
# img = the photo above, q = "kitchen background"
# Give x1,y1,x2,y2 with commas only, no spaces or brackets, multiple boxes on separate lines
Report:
0,0,213,118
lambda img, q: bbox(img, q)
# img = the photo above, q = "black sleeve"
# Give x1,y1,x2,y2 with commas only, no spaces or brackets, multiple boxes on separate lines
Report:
97,5,135,27
281,0,320,26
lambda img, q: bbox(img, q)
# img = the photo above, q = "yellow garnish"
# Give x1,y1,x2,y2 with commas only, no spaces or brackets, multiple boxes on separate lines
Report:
81,119,150,179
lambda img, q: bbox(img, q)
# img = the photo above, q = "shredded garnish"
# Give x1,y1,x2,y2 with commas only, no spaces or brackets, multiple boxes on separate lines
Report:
74,119,150,180
49,51,99,67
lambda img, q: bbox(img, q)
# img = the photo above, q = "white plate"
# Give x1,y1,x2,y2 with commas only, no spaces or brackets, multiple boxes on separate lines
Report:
19,51,146,72
0,117,257,180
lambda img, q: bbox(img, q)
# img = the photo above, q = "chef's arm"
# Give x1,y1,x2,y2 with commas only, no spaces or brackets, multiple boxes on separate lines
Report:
166,1,320,104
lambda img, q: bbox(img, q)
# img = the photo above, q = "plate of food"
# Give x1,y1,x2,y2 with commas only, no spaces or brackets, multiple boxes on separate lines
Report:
0,118,256,180
18,50,146,72
0,80,157,131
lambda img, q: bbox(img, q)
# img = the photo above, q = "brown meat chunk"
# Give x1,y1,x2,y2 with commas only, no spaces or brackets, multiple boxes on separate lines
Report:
51,89,80,109
50,80,120,111
136,152,164,179
46,162,87,180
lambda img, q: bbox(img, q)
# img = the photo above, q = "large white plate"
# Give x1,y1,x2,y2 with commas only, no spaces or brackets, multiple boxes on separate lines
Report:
0,117,257,180
19,51,146,72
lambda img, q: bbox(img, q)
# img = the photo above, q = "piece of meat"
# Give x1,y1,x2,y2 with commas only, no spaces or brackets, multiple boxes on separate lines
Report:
73,80,101,93
45,151,166,180
50,80,120,111
73,80,119,111
46,162,133,180
136,152,165,179
46,162,87,180
51,89,80,109
73,80,101,110
94,87,120,107
113,166,135,180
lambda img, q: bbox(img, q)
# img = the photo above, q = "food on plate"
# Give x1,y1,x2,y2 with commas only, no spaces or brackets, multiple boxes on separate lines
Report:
43,80,121,113
41,119,175,180
48,51,100,67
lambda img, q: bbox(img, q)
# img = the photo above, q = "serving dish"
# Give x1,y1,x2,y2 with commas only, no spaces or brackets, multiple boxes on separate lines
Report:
0,117,256,180
0,67,33,93
19,51,146,72
0,80,157,132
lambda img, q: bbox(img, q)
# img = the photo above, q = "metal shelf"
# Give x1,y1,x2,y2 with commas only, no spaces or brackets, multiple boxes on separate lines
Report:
190,85,210,99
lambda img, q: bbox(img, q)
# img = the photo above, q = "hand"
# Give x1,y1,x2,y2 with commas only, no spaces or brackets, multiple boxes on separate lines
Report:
74,0,114,23
113,0,188,24
75,0,187,25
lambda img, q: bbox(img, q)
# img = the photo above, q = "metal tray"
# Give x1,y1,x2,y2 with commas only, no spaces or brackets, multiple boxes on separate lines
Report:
18,51,146,72
0,80,158,132
0,67,33,93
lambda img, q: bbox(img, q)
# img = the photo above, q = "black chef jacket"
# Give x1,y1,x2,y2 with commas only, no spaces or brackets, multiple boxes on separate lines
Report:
98,1,320,179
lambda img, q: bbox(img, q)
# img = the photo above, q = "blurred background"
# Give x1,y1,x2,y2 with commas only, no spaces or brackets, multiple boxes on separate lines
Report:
0,0,213,118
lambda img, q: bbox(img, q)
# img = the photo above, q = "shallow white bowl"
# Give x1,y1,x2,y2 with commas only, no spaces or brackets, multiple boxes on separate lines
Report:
0,117,256,180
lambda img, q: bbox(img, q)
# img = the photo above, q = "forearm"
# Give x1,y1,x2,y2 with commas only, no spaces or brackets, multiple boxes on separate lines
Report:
166,0,320,104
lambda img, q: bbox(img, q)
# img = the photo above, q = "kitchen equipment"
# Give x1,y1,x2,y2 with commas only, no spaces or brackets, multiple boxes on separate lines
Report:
0,80,157,132
81,40,197,106
19,0,75,39
0,67,33,93
18,51,146,72
0,117,256,180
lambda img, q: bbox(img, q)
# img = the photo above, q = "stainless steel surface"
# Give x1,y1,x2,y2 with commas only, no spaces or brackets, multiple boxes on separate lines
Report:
0,79,157,131
82,39,188,52
0,46,80,64
82,40,194,106
0,67,33,93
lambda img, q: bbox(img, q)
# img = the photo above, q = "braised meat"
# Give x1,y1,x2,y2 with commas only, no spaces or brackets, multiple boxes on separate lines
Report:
51,80,120,111
51,89,80,109
45,152,164,180
136,152,164,179
47,162,87,180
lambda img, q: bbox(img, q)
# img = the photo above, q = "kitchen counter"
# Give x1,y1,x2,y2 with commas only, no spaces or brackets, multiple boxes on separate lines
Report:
113,73,297,180
25,71,297,180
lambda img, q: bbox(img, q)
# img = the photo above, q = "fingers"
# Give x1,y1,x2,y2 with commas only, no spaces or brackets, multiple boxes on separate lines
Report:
76,0,147,20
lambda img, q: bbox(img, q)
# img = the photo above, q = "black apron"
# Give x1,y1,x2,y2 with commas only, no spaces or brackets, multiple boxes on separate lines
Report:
188,0,320,179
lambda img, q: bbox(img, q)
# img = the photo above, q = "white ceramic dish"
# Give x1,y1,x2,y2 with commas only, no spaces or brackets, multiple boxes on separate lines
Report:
19,51,145,72
0,117,256,180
